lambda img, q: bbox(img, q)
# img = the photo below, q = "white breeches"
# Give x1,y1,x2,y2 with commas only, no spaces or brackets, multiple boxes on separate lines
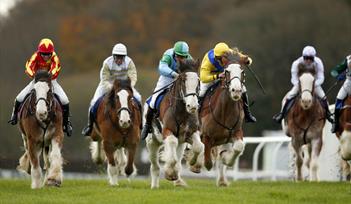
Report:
89,82,141,109
16,79,69,105
337,78,351,100
148,75,173,109
286,85,325,100
199,81,247,97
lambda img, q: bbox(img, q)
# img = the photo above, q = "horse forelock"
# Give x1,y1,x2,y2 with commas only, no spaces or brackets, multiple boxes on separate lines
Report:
34,70,51,83
178,59,199,73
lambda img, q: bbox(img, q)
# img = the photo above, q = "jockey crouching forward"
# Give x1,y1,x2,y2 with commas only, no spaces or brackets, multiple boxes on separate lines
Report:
273,45,334,124
82,43,141,136
330,55,351,133
8,38,73,136
140,41,192,139
198,42,256,123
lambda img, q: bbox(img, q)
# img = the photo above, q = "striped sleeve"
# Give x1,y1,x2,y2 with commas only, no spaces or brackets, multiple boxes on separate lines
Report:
25,53,38,78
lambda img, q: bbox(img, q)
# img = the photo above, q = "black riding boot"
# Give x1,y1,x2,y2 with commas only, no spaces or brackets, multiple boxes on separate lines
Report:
242,92,256,123
141,106,155,140
8,100,21,125
272,97,295,124
331,108,340,133
82,110,94,136
62,104,73,137
320,98,334,123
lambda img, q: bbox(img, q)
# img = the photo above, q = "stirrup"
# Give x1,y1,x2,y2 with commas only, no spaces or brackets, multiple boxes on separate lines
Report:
8,117,18,125
82,125,92,136
64,122,73,137
272,113,283,123
245,114,256,123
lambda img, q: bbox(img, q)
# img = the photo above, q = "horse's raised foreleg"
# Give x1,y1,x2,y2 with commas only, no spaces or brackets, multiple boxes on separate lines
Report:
27,139,42,189
103,140,119,186
45,136,63,187
125,144,137,177
309,137,322,181
173,143,187,187
163,133,179,181
17,134,31,174
220,139,245,167
146,135,162,189
203,136,213,171
189,130,204,166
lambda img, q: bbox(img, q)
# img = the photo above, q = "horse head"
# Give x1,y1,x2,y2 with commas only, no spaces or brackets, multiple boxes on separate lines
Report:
223,63,243,101
110,78,134,129
33,70,53,122
175,59,200,114
298,72,315,110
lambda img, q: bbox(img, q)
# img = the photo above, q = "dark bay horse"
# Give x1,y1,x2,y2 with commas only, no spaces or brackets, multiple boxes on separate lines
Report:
335,96,351,181
145,59,204,188
17,70,64,189
89,78,141,186
197,62,245,187
282,71,325,181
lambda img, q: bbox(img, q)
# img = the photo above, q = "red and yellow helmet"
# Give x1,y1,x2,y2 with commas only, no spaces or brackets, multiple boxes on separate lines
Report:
37,38,54,53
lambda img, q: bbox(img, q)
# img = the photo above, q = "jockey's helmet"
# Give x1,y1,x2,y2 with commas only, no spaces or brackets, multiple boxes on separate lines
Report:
37,38,54,53
112,43,127,55
302,46,316,57
214,42,230,57
173,41,189,57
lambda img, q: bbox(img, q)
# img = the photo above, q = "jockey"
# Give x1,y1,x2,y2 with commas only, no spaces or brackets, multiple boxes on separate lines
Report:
140,41,192,139
198,42,256,123
330,55,351,133
81,43,141,136
273,46,334,124
8,38,73,136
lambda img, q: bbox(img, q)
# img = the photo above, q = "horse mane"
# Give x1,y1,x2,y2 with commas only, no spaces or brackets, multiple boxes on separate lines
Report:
34,70,51,83
297,63,316,77
177,59,199,74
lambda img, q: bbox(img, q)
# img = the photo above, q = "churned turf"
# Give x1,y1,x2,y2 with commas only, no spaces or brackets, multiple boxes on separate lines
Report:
0,178,350,204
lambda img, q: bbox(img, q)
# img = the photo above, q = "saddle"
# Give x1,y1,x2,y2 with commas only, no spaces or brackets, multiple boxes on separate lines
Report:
146,88,169,116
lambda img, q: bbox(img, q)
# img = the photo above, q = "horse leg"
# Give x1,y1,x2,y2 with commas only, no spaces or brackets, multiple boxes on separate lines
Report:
90,140,106,165
43,146,50,183
46,138,63,187
220,139,245,167
17,134,31,174
27,139,42,189
203,136,213,171
217,160,229,187
146,135,162,189
163,134,179,181
189,131,204,166
309,138,322,181
103,141,118,186
114,148,127,176
125,144,137,177
173,143,187,187
292,141,303,181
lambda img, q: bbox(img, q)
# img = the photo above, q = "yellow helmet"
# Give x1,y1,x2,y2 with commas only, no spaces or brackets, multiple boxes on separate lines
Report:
214,42,230,57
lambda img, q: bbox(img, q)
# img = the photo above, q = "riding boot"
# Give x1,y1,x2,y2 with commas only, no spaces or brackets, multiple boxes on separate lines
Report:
198,96,204,112
242,92,256,123
272,97,295,124
82,110,94,136
141,106,155,140
331,99,343,133
62,104,73,137
8,100,21,125
320,98,334,123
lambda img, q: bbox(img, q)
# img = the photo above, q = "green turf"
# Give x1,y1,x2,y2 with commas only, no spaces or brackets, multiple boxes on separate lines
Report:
0,178,350,204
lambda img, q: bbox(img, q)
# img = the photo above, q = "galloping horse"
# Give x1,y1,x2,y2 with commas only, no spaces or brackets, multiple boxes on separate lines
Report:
334,96,351,180
17,70,64,189
145,59,204,189
196,59,246,187
282,66,326,181
89,78,141,186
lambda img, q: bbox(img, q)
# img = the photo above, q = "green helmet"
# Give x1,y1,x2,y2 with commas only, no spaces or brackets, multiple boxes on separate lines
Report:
173,41,189,57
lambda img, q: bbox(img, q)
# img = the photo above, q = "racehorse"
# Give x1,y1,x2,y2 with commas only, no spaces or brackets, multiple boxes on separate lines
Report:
196,58,246,187
282,68,326,181
145,59,204,189
17,70,64,189
89,78,141,186
334,96,351,181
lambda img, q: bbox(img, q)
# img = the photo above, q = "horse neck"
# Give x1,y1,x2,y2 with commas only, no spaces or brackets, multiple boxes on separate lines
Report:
212,85,242,121
292,96,323,122
169,80,188,115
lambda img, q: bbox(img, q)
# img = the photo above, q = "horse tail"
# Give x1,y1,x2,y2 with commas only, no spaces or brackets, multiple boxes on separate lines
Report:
90,141,105,164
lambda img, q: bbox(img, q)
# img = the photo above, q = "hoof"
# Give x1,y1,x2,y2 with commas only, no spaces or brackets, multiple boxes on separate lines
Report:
165,169,178,181
46,178,61,187
190,165,201,174
205,160,213,171
174,179,187,187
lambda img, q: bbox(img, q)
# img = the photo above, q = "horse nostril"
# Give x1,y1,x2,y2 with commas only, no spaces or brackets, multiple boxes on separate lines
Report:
128,120,131,124
232,88,235,92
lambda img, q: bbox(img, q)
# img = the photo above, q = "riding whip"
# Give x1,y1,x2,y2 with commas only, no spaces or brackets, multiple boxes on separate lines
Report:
244,65,267,95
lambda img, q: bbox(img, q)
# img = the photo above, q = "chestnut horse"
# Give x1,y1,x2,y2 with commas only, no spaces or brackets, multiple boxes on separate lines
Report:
282,71,326,181
145,59,204,189
89,78,141,186
335,96,351,181
17,70,64,189
196,63,245,187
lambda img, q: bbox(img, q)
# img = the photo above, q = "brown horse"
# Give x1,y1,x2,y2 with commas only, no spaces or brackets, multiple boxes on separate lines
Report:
282,71,325,181
17,70,64,189
89,78,141,186
145,59,203,189
335,96,351,181
196,62,245,187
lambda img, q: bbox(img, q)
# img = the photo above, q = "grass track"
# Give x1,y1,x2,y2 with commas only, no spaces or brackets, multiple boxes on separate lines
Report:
0,178,350,204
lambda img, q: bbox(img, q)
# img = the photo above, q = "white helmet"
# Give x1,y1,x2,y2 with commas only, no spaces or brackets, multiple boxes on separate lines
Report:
112,43,127,55
302,46,316,57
